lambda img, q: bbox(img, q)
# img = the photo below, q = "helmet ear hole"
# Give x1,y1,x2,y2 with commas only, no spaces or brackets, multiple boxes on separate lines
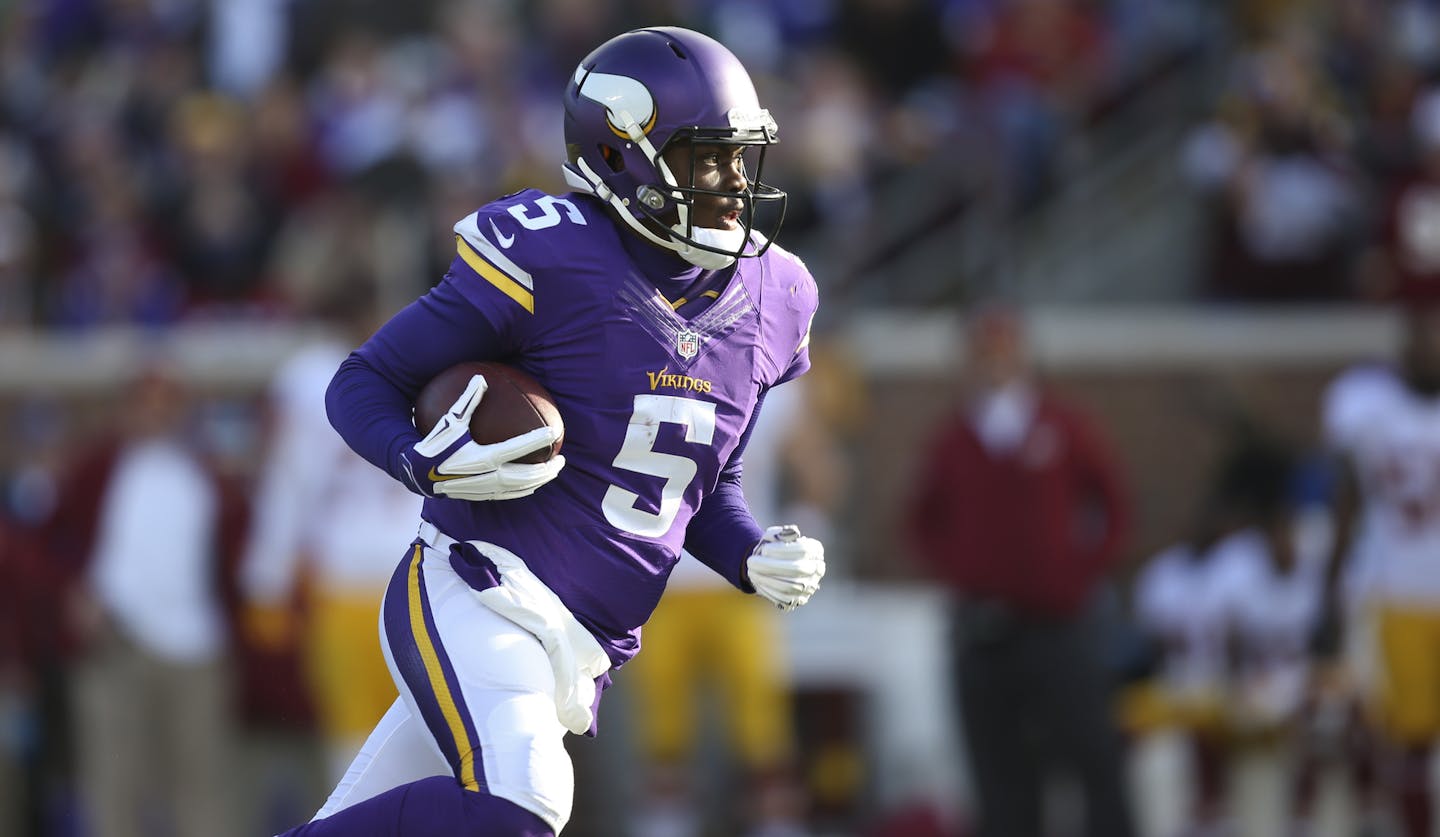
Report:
599,144,625,173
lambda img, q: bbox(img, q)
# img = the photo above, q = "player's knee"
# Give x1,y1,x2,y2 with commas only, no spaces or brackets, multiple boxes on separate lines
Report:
481,696,575,830
409,776,559,836
459,788,556,836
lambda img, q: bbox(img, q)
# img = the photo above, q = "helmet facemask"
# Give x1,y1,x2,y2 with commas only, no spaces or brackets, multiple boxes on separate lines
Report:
637,124,787,270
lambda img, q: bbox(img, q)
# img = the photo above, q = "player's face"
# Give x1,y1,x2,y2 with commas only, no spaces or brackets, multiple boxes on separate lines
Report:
661,141,750,231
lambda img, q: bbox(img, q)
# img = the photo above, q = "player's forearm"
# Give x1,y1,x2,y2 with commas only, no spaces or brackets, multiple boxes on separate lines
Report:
684,476,763,592
237,478,308,602
326,352,425,484
326,281,514,486
240,416,327,601
679,388,769,588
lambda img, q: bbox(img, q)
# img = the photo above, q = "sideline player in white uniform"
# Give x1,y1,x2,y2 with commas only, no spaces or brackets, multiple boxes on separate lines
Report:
1319,305,1440,837
241,292,424,779
1134,537,1235,722
1130,531,1236,837
1131,436,1331,835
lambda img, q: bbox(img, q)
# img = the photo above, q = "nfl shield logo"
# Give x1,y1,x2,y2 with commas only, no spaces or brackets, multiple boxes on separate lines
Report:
676,329,700,360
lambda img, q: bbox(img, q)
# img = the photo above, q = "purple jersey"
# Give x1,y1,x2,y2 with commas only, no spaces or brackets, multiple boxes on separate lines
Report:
328,190,817,667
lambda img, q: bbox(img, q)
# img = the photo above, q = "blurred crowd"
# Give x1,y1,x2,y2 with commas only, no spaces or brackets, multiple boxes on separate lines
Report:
0,0,1204,331
1184,0,1440,304
8,0,1440,324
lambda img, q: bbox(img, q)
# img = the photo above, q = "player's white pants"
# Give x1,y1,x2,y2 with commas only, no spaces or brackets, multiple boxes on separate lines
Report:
314,531,577,833
314,697,448,815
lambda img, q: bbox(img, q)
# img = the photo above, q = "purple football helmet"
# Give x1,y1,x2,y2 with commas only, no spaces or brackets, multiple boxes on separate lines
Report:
561,27,786,269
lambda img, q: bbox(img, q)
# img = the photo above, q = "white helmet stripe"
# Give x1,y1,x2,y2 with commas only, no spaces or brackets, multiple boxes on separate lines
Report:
574,67,655,137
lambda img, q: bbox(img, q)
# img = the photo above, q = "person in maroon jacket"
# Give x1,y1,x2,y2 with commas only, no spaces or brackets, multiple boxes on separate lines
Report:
905,305,1136,837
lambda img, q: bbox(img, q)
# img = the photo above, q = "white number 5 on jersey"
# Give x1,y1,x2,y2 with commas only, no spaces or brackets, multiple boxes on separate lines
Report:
508,195,587,230
602,395,716,537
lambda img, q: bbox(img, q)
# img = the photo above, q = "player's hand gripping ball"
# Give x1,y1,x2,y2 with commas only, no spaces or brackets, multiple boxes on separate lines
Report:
402,362,565,501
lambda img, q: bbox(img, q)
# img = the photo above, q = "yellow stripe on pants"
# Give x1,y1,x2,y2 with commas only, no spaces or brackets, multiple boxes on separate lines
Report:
407,544,479,790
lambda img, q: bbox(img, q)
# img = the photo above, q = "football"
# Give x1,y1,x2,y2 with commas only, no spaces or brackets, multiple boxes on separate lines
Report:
413,361,564,465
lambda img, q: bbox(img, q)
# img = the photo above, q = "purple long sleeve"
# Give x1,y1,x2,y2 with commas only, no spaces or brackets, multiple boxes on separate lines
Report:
682,388,767,591
325,276,510,489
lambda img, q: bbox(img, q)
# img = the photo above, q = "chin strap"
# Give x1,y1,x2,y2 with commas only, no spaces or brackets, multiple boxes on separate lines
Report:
563,158,738,269
672,226,743,270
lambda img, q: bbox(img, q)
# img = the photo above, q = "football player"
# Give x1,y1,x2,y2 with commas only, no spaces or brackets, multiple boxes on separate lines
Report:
1318,304,1440,837
276,27,826,837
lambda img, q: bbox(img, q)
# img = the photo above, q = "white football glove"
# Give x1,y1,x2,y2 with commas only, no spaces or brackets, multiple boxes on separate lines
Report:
399,374,565,501
746,524,826,612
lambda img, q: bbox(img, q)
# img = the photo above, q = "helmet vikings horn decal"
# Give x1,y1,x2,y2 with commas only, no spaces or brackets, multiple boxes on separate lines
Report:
574,67,658,140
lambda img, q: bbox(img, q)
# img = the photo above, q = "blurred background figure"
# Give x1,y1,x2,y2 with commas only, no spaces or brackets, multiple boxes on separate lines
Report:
1,398,77,837
1127,457,1248,837
626,377,843,837
237,276,422,826
0,502,25,837
1127,425,1357,837
1361,86,1440,304
904,304,1135,837
1318,303,1440,837
39,364,247,837
1201,434,1332,837
1180,29,1367,303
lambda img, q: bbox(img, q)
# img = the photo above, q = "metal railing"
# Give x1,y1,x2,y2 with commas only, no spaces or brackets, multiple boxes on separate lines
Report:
798,15,1229,310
